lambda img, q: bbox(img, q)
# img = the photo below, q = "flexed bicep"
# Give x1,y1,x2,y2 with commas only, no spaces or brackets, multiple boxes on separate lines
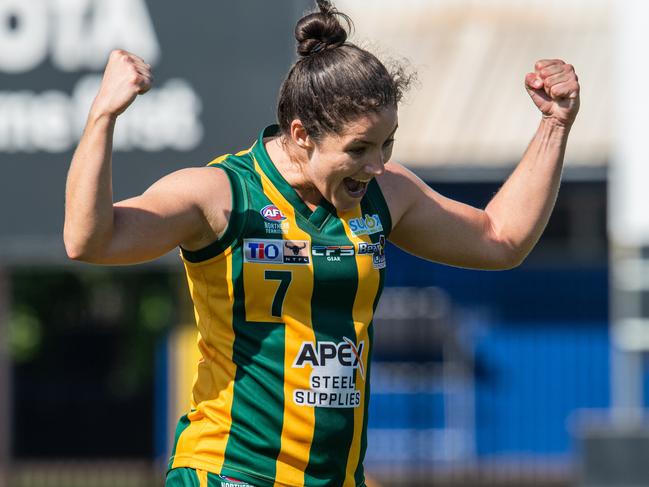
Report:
379,163,519,270
66,167,231,265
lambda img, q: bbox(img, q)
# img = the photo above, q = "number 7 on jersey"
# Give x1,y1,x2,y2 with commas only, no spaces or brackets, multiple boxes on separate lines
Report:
264,270,292,318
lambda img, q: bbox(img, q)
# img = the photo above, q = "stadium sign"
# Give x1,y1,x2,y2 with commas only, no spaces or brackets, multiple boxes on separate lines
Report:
0,0,304,264
0,0,200,154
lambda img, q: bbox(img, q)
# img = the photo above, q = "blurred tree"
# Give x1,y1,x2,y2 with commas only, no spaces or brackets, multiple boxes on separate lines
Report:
8,306,42,363
10,268,185,458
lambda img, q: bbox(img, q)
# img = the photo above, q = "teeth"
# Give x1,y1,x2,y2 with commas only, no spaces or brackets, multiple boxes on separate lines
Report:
344,177,370,197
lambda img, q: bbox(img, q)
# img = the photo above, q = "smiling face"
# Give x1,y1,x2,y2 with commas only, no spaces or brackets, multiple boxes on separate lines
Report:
297,106,399,212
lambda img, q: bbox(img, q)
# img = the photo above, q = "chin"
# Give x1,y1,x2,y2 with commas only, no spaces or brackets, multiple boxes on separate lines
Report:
330,195,358,213
325,186,362,212
334,203,354,213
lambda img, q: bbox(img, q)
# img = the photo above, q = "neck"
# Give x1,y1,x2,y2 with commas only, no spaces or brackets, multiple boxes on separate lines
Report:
265,136,322,209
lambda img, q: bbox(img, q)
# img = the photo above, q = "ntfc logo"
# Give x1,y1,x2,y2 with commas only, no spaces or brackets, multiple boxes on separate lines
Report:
260,205,286,222
284,241,309,264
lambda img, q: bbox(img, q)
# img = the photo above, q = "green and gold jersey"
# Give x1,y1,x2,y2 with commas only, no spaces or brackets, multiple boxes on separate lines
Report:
169,125,391,487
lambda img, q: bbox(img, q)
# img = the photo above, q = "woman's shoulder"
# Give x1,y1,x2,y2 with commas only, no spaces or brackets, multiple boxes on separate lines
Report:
154,166,230,194
375,161,426,233
145,166,233,221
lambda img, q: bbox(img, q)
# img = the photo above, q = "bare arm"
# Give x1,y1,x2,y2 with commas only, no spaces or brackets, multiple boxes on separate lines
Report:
64,111,118,260
382,59,580,270
64,50,230,265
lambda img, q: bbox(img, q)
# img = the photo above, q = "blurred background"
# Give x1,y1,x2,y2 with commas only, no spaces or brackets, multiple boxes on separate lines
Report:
0,0,646,486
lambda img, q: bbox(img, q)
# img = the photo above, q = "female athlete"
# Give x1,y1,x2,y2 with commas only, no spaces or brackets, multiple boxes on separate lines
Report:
63,1,579,486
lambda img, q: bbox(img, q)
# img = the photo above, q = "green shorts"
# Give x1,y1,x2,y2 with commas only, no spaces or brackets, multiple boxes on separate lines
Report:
166,468,256,487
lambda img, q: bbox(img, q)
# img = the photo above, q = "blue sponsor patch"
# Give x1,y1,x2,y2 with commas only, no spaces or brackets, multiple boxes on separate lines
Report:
349,214,383,236
244,239,283,263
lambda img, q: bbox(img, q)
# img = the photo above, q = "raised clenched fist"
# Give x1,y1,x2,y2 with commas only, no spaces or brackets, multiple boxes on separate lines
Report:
525,59,580,128
90,50,153,119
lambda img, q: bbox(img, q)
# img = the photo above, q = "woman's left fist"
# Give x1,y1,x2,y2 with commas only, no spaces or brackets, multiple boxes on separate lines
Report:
525,59,580,127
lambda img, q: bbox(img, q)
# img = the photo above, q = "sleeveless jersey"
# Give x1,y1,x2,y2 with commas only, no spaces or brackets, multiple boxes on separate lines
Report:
168,125,391,487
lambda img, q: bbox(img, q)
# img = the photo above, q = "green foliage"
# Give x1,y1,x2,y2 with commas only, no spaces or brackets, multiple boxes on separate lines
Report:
10,268,191,397
139,291,174,333
8,305,43,363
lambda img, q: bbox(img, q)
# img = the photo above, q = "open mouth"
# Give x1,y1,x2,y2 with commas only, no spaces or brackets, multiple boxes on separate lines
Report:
343,177,369,198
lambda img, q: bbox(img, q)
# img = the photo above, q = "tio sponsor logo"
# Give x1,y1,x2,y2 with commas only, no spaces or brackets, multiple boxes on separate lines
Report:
244,240,282,263
243,239,310,265
311,245,354,262
292,337,365,409
260,205,286,222
349,214,383,236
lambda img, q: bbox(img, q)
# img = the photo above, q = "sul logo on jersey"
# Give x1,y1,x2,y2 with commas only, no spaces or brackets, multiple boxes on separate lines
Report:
292,337,365,409
349,213,383,236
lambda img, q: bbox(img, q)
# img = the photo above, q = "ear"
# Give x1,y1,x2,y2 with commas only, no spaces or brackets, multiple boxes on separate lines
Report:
289,119,314,150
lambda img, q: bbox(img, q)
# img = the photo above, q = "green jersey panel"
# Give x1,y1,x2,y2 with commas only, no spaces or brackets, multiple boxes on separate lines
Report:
170,125,390,487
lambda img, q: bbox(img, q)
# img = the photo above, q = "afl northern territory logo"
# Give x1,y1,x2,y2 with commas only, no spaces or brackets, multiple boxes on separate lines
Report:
260,205,286,222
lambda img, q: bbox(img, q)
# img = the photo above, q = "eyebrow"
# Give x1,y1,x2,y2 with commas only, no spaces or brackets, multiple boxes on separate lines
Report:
349,124,399,145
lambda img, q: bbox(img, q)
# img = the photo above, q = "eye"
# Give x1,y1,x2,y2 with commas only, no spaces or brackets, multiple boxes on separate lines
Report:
347,146,367,157
383,139,395,149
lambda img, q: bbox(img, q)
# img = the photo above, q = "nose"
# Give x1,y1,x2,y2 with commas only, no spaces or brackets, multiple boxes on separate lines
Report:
365,157,385,177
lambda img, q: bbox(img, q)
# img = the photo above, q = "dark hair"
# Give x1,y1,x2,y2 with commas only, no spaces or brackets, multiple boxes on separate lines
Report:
277,0,412,141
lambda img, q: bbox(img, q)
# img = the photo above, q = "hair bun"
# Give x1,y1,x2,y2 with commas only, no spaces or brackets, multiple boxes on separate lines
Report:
295,0,351,57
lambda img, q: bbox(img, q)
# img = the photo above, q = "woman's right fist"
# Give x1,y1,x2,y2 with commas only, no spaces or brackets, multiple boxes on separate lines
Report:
90,50,153,119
